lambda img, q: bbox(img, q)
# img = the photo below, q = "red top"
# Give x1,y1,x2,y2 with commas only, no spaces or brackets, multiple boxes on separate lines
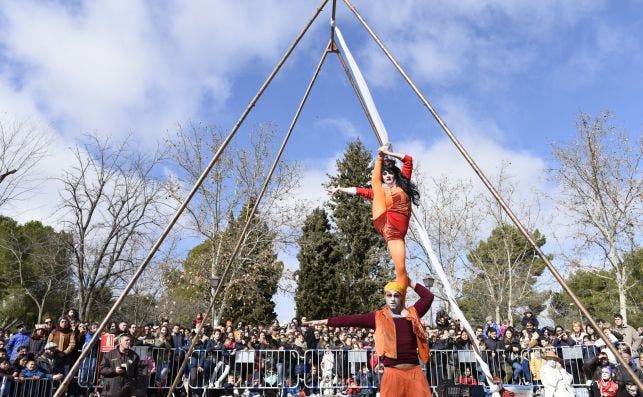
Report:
328,283,433,367
355,155,413,200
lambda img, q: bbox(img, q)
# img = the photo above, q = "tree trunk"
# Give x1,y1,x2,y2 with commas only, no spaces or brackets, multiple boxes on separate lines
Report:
615,268,628,324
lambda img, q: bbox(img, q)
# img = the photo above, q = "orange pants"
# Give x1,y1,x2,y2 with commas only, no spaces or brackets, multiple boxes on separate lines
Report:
380,366,431,397
372,157,409,291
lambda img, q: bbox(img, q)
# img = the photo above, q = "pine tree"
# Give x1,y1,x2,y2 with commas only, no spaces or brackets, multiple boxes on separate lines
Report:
459,224,548,325
294,208,342,318
326,139,393,314
164,199,283,325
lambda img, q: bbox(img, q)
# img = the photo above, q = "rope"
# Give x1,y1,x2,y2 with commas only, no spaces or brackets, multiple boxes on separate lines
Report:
333,24,498,391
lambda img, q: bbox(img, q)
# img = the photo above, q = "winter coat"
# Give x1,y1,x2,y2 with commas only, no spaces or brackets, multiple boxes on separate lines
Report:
540,362,574,397
6,331,31,361
47,326,76,363
99,347,141,397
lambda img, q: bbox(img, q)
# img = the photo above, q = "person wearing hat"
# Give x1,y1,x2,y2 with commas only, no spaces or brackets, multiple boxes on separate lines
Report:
28,325,48,357
540,350,574,397
5,322,30,361
304,280,434,396
483,316,501,339
36,341,64,377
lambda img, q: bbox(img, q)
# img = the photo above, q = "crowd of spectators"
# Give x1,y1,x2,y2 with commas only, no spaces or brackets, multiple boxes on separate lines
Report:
0,308,641,396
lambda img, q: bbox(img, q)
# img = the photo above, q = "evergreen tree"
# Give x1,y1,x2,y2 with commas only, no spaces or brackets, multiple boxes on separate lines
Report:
550,249,642,327
0,216,73,324
164,199,283,325
459,224,548,325
326,139,393,314
294,208,342,318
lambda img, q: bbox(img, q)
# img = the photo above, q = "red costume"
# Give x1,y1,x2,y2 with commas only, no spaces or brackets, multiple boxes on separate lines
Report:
356,154,414,291
356,155,413,241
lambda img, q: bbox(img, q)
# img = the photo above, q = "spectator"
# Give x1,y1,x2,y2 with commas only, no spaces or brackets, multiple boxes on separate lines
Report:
19,357,62,381
66,308,80,323
614,314,640,353
590,366,618,397
540,351,574,397
521,311,539,329
116,321,128,335
501,327,518,350
458,366,477,385
28,325,47,357
170,324,185,349
613,349,643,390
154,325,172,349
5,322,30,361
484,328,503,351
596,324,621,364
454,329,474,350
36,342,64,376
584,350,612,381
41,318,54,337
99,334,140,397
47,317,76,368
483,316,501,338
435,310,450,331
569,321,587,345
623,383,640,397
586,325,598,341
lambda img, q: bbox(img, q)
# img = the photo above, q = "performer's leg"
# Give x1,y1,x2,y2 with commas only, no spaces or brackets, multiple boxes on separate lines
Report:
372,157,386,220
387,239,409,291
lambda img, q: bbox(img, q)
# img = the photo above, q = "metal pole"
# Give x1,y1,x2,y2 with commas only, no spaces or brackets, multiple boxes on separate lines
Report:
341,0,643,390
53,1,329,396
165,42,332,397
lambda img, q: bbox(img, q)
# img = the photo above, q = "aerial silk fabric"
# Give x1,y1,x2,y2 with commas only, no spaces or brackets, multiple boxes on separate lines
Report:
334,25,499,394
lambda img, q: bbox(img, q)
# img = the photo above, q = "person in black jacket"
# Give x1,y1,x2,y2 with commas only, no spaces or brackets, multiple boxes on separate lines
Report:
99,334,140,397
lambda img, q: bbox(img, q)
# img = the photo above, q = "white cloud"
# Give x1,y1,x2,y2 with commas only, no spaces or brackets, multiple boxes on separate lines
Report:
0,1,320,144
348,0,608,88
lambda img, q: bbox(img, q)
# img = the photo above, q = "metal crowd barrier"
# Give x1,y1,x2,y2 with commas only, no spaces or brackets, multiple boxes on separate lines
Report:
0,377,54,397
73,345,596,395
188,348,301,392
303,348,381,394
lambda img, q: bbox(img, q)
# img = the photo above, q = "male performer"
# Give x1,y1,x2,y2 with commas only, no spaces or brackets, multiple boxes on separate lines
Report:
304,280,433,396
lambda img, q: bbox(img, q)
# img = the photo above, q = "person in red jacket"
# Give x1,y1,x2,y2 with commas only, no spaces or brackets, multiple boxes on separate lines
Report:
328,145,419,294
304,279,433,397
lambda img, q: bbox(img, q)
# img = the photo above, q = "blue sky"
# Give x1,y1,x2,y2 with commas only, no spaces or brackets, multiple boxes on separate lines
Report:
1,0,641,322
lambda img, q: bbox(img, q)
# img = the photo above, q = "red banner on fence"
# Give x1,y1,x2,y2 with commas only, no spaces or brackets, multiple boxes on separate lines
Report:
100,333,115,352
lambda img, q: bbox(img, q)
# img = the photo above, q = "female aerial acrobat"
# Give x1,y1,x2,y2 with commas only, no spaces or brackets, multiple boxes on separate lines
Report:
328,145,420,294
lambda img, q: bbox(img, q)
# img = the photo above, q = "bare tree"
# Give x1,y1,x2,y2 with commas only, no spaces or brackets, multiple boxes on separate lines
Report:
163,123,302,325
409,173,484,316
58,134,173,320
0,116,50,207
551,111,642,323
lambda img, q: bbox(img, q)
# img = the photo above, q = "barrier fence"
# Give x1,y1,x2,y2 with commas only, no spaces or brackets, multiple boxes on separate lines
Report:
0,377,54,397
9,345,597,395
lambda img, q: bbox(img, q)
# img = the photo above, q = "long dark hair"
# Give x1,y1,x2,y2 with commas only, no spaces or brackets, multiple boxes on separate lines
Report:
382,158,420,205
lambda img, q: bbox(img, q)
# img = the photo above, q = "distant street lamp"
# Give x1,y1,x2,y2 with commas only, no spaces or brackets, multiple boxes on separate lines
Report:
423,275,435,288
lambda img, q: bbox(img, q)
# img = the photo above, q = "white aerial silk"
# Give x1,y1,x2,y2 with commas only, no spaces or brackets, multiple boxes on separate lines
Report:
334,25,500,395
